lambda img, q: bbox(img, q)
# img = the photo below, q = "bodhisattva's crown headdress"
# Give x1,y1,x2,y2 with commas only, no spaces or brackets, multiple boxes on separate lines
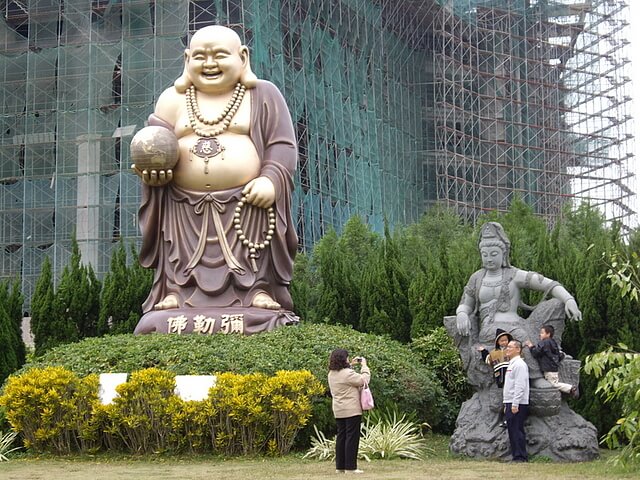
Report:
478,222,511,268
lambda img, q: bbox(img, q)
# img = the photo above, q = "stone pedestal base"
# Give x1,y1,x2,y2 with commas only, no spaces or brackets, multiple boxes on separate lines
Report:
133,307,299,336
449,389,599,461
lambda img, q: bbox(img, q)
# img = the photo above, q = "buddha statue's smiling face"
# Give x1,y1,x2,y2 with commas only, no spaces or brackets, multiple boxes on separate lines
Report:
480,245,504,272
186,26,247,94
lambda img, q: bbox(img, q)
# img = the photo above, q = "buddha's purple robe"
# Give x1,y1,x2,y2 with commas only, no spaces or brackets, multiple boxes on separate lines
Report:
139,80,298,312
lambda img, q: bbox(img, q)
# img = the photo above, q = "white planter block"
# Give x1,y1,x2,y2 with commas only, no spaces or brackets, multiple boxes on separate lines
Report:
174,375,217,401
98,373,129,405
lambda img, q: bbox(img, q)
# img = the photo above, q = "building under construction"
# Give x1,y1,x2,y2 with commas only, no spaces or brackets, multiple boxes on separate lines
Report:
0,0,634,306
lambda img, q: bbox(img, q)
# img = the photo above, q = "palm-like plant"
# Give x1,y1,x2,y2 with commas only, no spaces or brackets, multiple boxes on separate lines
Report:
304,408,431,461
0,431,21,462
360,409,430,460
304,426,338,461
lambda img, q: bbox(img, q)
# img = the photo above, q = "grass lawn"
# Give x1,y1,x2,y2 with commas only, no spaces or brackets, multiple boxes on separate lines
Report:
1,453,638,480
1,435,638,479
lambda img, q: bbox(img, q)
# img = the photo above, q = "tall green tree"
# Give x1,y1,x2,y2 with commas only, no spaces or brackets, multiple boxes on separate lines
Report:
126,243,154,331
54,235,101,341
98,241,150,335
0,278,23,383
30,256,58,354
0,277,25,366
0,301,18,384
359,222,411,342
335,216,378,328
311,229,350,325
290,252,313,321
402,207,475,338
98,241,125,334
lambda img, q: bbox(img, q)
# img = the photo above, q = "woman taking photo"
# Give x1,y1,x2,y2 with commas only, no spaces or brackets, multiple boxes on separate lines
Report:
328,349,371,474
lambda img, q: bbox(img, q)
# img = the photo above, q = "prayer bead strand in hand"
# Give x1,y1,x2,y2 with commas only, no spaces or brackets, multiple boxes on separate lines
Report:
233,196,276,272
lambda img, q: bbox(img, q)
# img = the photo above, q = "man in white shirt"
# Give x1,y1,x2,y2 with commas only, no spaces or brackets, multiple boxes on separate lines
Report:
503,340,530,462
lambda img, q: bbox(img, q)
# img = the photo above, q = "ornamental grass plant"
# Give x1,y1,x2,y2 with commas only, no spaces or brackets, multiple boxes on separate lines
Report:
359,409,431,460
0,430,20,461
304,408,431,462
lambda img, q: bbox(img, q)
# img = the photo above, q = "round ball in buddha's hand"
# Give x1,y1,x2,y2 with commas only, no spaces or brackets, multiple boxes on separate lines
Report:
130,126,179,171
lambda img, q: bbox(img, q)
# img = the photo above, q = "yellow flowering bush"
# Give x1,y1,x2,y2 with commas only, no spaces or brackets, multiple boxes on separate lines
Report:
262,370,324,454
0,367,322,455
107,368,175,454
0,367,99,453
168,397,215,453
210,372,270,454
208,370,322,455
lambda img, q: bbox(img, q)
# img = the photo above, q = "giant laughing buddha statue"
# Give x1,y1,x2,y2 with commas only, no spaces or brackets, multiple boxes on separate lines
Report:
131,26,299,336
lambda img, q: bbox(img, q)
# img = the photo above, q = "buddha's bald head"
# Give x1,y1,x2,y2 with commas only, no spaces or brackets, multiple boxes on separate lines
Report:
174,26,257,92
189,26,242,52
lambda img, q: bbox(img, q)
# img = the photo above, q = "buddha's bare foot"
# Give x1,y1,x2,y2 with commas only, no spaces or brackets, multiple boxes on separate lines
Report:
154,294,179,310
252,292,281,310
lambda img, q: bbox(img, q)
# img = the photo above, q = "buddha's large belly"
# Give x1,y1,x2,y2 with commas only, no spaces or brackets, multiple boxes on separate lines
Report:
173,133,261,191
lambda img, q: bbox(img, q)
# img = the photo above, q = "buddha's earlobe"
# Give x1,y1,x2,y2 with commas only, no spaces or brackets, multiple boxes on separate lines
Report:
240,46,258,88
174,51,191,93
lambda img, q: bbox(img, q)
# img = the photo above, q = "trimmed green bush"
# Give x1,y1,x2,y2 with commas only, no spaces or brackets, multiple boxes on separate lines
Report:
21,324,447,433
411,327,472,432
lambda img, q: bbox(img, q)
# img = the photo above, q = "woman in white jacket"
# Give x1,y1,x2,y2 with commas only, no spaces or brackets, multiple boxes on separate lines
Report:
328,349,371,474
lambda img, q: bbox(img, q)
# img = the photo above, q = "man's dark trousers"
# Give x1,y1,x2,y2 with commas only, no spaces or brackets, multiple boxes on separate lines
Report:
505,403,529,462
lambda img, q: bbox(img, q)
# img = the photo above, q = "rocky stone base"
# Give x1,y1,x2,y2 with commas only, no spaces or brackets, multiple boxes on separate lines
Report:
450,389,599,461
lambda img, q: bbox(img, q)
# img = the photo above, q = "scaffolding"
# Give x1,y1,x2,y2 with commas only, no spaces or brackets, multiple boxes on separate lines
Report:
424,0,635,225
0,0,428,308
0,1,635,310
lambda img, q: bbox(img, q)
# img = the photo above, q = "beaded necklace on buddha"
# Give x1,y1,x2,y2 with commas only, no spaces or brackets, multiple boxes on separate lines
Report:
185,82,246,174
186,83,275,271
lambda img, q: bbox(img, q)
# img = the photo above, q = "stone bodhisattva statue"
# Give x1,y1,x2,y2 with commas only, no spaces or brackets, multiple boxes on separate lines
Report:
444,222,598,461
131,26,299,335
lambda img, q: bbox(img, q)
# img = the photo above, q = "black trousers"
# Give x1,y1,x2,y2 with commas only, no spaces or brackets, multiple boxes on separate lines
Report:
505,403,529,462
335,415,361,471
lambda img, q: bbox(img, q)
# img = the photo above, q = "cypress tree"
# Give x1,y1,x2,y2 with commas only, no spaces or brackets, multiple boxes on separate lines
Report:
124,243,153,333
0,278,23,382
408,268,432,338
359,222,411,342
54,235,101,342
0,301,18,384
0,277,25,367
402,207,475,338
312,229,348,324
30,256,57,354
98,241,132,334
336,216,378,329
290,252,313,321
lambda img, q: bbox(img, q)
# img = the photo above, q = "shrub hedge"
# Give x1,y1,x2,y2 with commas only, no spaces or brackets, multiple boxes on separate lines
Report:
0,366,99,453
410,327,472,432
18,324,447,435
0,366,323,455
